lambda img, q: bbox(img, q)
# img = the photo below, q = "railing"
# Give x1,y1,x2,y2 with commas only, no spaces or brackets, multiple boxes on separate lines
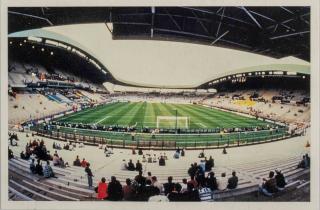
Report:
33,126,291,150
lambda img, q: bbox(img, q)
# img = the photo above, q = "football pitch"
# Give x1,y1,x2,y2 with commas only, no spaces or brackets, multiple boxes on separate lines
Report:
57,102,270,129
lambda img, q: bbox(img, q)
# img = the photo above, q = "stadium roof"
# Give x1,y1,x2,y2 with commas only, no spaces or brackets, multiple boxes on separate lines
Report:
8,7,310,89
9,7,310,61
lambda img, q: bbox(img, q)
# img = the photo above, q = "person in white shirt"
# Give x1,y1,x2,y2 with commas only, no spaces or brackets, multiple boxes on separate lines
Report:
151,176,163,193
217,172,228,191
180,178,188,193
121,159,127,170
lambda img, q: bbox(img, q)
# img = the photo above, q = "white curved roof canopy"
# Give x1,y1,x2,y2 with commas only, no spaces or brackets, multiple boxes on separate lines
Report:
9,23,310,89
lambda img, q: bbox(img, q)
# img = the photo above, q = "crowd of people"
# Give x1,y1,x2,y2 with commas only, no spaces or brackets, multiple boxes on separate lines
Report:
8,131,310,202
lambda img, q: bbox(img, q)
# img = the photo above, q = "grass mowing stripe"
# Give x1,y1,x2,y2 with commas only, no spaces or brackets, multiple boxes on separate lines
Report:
129,102,148,127
101,102,138,126
193,104,268,127
171,103,220,128
114,102,142,125
71,102,128,124
58,102,121,123
186,104,251,128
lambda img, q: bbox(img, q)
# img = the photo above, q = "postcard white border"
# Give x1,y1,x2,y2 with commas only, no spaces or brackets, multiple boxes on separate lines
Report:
1,1,319,210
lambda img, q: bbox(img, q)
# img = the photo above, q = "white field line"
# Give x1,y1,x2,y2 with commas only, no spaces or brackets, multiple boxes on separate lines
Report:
196,122,207,128
95,116,111,124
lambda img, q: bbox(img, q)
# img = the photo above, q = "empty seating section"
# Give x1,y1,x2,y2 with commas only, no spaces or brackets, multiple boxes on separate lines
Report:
9,94,70,125
202,89,310,124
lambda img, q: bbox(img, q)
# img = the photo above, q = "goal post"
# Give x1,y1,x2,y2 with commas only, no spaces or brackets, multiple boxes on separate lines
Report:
156,116,190,129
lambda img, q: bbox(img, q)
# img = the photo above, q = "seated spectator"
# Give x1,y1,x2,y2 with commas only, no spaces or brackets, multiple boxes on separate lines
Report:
79,142,84,148
138,149,143,155
135,170,146,186
159,156,166,166
259,171,278,196
59,157,67,168
199,160,205,174
205,157,214,172
132,148,136,155
123,178,134,201
198,183,213,202
73,155,81,166
127,159,135,171
183,183,200,201
107,176,123,201
304,154,310,168
96,177,108,200
52,154,60,166
217,173,228,191
139,179,160,201
163,176,175,196
152,154,157,163
29,159,36,174
8,148,14,159
20,151,26,160
222,147,227,154
147,155,152,163
180,178,188,193
151,176,163,193
135,160,142,172
167,183,184,201
208,156,214,169
146,172,152,181
198,149,205,158
63,144,69,150
121,159,127,170
206,172,218,191
10,138,18,146
142,155,147,163
188,163,197,177
43,160,55,178
181,149,185,157
81,158,88,167
53,150,59,157
188,176,198,189
35,159,44,176
275,169,286,190
227,171,238,189
173,151,180,159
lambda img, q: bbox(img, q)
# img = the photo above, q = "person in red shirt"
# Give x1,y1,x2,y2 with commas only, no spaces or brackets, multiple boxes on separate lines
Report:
81,158,87,167
97,177,108,200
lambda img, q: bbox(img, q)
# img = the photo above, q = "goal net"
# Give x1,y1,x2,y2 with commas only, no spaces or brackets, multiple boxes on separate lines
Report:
156,116,190,129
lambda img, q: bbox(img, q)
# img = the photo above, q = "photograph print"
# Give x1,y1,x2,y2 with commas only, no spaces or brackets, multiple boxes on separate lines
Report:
6,6,312,203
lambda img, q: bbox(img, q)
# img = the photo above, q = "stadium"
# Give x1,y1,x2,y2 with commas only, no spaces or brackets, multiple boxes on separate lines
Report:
6,7,311,202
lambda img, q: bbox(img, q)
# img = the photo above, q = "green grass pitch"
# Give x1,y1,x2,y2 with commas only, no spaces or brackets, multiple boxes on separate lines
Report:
57,102,270,129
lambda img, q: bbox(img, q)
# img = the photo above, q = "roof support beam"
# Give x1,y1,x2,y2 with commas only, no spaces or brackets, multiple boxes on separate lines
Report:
270,30,309,40
154,28,251,49
8,11,53,26
241,6,262,29
181,7,254,26
211,30,229,45
216,7,225,37
280,6,294,14
191,10,209,34
165,9,182,31
248,10,276,22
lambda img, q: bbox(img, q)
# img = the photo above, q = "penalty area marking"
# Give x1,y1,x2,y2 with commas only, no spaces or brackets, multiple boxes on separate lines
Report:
95,116,111,124
196,122,207,128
